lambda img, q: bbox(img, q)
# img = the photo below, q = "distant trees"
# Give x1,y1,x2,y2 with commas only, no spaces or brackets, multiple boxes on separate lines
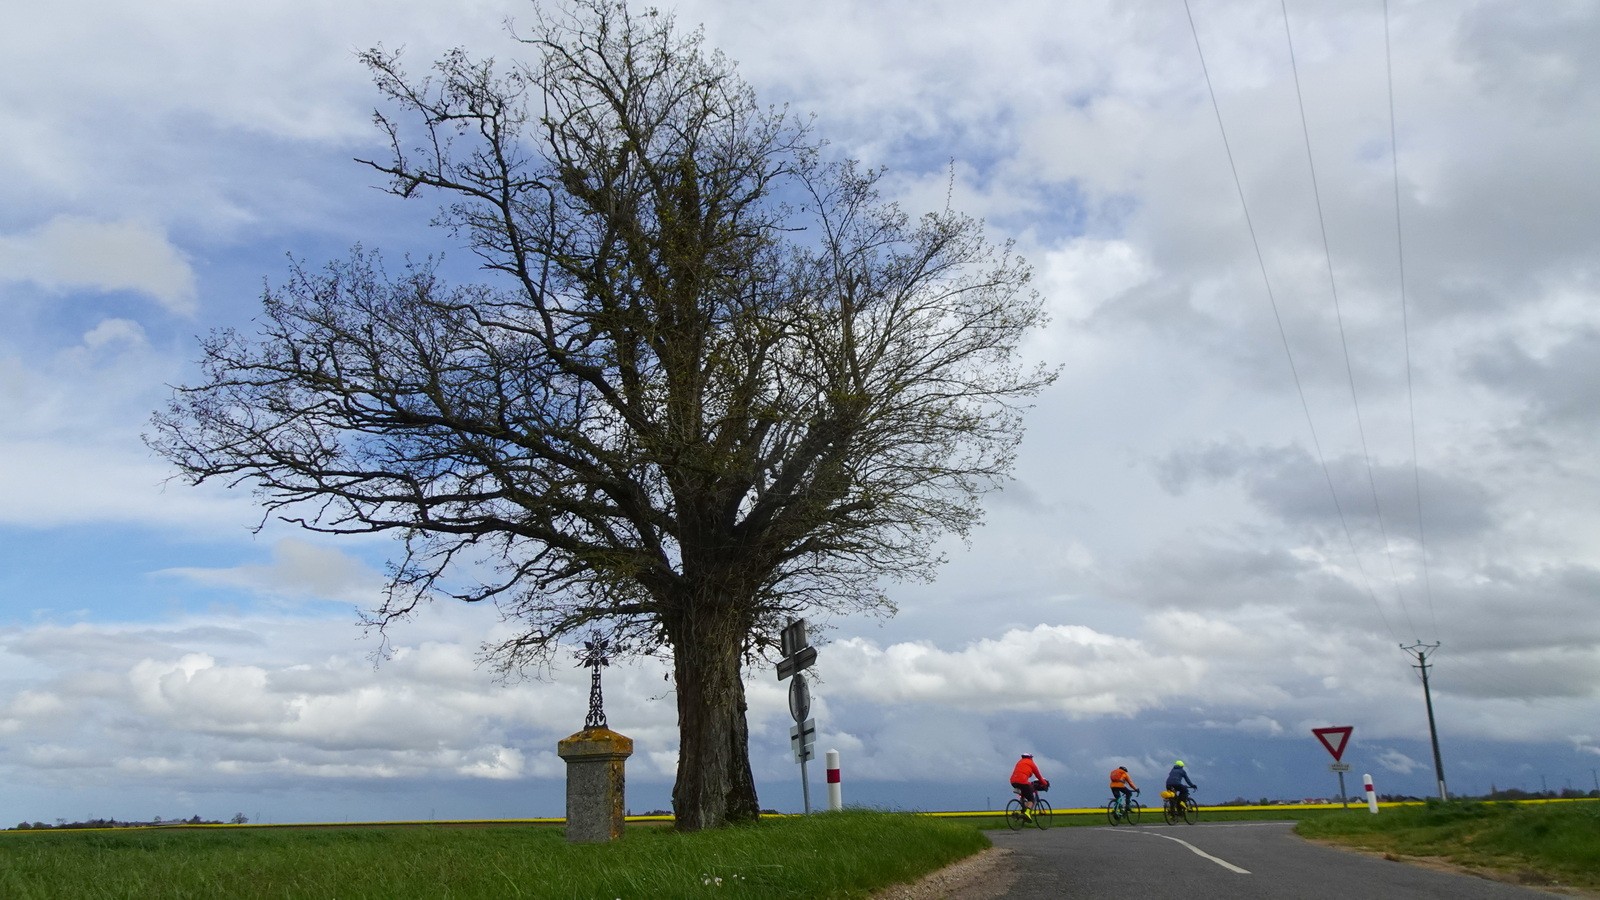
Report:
1483,785,1599,801
149,0,1053,830
9,815,228,830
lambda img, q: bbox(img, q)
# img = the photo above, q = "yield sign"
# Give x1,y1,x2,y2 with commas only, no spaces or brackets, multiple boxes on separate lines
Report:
1312,726,1353,761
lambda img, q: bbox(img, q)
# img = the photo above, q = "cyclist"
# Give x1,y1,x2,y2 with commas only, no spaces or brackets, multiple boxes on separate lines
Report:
1165,759,1197,807
1109,764,1139,818
1009,753,1049,819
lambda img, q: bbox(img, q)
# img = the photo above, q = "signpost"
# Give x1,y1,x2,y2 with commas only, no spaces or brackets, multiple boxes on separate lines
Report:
1312,726,1354,807
777,619,819,813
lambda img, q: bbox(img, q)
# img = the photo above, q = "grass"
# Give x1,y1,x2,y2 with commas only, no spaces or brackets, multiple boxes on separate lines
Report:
0,809,989,900
1296,798,1600,891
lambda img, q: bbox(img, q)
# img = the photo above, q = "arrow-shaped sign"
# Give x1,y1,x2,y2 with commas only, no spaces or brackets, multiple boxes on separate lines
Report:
776,645,818,681
1312,726,1353,761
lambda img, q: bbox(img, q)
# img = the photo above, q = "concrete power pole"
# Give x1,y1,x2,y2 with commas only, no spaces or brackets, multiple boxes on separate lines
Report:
1401,641,1448,801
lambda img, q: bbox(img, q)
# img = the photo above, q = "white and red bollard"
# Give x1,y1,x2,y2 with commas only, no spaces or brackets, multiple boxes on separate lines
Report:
826,749,842,811
1364,773,1379,814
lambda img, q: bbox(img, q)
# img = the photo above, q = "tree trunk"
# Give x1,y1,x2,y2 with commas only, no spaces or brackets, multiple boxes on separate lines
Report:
668,607,761,831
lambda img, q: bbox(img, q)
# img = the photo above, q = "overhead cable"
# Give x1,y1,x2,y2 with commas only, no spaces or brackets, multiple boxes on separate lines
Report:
1183,0,1399,641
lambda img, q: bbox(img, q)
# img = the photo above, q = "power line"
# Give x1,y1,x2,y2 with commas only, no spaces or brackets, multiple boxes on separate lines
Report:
1385,0,1440,639
1280,0,1420,640
1184,0,1398,641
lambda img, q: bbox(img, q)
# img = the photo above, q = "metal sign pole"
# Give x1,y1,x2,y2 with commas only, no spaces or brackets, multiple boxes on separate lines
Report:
1337,770,1348,809
800,755,812,814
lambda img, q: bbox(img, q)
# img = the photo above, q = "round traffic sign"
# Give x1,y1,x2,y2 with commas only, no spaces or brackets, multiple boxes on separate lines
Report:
788,672,811,722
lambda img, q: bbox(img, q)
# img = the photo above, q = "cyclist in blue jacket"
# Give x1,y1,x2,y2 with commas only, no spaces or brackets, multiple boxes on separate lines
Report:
1166,760,1197,805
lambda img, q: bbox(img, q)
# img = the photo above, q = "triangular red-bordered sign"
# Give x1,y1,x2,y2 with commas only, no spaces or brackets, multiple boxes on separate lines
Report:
1312,726,1353,761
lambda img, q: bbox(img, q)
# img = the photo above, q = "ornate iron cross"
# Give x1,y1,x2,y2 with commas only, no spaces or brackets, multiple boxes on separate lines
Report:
578,632,611,729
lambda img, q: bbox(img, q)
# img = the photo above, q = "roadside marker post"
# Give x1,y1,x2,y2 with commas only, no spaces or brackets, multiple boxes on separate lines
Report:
826,749,842,811
1312,726,1354,808
1363,773,1379,814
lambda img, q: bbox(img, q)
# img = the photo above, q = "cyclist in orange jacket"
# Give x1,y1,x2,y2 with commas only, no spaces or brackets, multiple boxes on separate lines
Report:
1009,753,1048,817
1109,765,1140,818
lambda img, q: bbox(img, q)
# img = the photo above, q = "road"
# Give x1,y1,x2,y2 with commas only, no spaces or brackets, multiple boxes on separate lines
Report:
987,821,1559,899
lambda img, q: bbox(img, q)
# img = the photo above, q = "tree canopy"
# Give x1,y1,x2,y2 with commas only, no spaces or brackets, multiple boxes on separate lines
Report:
150,0,1055,830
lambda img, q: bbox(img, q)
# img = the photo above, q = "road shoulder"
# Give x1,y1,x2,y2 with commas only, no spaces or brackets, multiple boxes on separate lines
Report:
872,846,1017,899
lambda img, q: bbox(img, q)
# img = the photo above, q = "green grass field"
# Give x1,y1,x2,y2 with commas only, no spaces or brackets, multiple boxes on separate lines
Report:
6,800,1593,898
1296,798,1600,892
0,809,988,900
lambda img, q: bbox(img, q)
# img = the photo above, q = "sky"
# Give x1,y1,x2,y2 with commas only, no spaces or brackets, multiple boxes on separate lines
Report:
3,0,1599,825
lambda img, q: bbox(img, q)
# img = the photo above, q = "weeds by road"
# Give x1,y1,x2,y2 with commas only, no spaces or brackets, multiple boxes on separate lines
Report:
1297,798,1600,893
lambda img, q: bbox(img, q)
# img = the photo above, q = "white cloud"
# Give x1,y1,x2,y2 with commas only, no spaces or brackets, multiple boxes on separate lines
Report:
0,217,197,314
1376,748,1422,776
827,625,1203,715
157,538,385,607
82,318,149,350
0,609,669,793
0,438,252,530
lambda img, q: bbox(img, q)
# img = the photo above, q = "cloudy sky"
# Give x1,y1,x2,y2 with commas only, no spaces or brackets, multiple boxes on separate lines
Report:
4,0,1598,824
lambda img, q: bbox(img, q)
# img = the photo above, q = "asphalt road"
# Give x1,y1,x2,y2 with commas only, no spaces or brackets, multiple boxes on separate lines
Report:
987,820,1558,899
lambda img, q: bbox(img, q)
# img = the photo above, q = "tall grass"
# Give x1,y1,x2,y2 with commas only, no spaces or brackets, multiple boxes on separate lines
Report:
0,809,989,900
1297,799,1600,890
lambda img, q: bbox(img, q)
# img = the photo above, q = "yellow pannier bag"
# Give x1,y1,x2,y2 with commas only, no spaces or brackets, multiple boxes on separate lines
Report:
1160,790,1175,799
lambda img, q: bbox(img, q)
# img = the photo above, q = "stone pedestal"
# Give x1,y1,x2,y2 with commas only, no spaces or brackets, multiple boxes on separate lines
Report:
557,727,633,842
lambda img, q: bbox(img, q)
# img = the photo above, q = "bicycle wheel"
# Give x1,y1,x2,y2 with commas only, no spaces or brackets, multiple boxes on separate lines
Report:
1126,798,1142,824
1162,799,1178,826
1106,798,1121,826
1182,798,1198,825
1033,798,1052,829
1004,798,1025,831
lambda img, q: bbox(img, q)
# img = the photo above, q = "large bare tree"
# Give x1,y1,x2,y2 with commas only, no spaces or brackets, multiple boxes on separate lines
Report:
149,0,1054,831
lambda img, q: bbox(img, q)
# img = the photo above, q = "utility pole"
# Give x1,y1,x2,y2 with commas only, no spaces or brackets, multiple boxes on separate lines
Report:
1401,641,1448,801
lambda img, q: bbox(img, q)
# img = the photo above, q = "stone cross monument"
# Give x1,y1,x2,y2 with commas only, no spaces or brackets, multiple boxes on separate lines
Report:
557,632,633,842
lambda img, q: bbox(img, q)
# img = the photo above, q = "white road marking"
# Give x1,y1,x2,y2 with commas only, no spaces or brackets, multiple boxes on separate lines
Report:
1122,829,1252,874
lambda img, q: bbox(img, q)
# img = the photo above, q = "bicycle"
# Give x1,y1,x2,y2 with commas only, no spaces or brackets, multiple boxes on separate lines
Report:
1004,782,1052,831
1160,787,1199,825
1105,792,1141,825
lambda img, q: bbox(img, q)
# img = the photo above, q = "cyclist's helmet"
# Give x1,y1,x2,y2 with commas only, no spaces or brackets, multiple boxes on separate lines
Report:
1174,760,1185,767
1020,753,1033,758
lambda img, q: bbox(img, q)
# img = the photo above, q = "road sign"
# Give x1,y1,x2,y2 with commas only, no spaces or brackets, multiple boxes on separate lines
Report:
788,672,811,722
790,718,816,762
776,645,818,680
777,618,818,680
1330,763,1352,772
781,620,809,659
1312,726,1353,761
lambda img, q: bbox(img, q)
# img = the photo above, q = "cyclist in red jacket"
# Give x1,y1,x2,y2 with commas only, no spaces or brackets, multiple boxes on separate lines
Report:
1009,753,1049,817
